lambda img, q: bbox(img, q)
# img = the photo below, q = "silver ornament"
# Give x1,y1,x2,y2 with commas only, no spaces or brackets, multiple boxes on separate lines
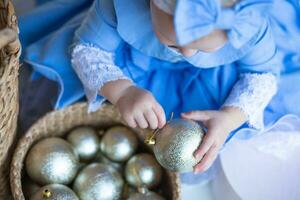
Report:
73,163,124,200
125,153,162,189
148,119,204,173
127,191,165,200
30,184,79,200
67,126,99,162
94,151,123,172
100,126,138,162
25,137,79,185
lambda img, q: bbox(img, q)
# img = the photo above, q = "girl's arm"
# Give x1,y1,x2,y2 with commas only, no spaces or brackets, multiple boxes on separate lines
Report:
71,0,166,129
71,44,166,129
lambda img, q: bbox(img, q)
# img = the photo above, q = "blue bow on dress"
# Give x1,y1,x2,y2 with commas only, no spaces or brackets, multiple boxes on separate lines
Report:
174,0,273,48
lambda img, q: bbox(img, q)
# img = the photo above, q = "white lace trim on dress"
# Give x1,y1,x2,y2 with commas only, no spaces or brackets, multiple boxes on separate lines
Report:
223,73,277,130
71,44,131,112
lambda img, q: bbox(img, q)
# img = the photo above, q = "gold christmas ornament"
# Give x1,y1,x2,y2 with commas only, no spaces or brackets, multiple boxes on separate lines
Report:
100,126,138,162
25,137,79,185
67,126,99,162
73,163,124,200
125,153,162,189
146,119,205,172
30,184,79,200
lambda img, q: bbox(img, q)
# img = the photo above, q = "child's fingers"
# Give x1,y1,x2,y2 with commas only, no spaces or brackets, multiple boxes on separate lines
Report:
153,103,166,128
194,144,219,173
144,109,158,129
135,112,149,129
123,113,137,128
193,131,214,160
181,111,211,121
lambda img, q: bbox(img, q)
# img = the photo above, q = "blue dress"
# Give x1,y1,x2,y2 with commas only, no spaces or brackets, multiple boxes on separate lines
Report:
20,0,300,183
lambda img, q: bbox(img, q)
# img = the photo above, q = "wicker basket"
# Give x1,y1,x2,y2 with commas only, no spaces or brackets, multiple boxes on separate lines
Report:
10,103,181,200
0,0,21,199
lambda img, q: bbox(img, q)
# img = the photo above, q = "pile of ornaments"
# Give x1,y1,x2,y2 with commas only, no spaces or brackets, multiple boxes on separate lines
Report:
24,126,166,200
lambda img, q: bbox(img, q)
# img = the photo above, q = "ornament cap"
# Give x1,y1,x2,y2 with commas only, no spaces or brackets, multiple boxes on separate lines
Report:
144,129,158,145
144,112,174,145
42,189,52,198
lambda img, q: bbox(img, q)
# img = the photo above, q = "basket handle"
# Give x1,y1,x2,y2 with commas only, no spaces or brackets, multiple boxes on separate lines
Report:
0,27,19,53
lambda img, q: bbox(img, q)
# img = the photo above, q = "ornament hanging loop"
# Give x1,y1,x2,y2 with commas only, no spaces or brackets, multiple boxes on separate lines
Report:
144,112,174,145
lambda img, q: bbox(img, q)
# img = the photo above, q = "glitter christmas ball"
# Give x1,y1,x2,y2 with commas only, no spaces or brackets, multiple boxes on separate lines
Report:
125,153,162,189
152,119,205,172
73,163,124,200
25,137,79,185
127,191,165,200
30,184,79,200
67,126,99,162
100,126,138,162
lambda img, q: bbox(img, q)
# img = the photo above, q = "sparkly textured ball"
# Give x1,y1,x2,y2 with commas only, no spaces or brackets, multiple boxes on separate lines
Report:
67,126,99,162
73,163,124,200
125,153,162,189
152,119,204,172
100,126,138,162
30,184,79,200
25,137,79,185
127,191,165,200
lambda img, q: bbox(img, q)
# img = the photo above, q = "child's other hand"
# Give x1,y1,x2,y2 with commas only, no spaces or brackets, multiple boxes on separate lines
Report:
116,86,166,129
181,107,247,173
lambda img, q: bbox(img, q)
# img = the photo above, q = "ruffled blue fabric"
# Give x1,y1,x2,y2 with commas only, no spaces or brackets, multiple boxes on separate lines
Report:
175,0,273,48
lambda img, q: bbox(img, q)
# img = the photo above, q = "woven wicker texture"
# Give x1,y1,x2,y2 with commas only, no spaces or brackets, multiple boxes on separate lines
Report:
0,0,20,199
10,103,181,200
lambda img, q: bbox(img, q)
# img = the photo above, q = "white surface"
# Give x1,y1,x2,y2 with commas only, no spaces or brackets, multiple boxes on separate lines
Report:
182,181,215,200
217,130,300,200
212,158,241,200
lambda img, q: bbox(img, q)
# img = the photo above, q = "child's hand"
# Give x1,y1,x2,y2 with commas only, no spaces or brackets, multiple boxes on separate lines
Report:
100,80,166,129
181,107,247,173
116,86,166,129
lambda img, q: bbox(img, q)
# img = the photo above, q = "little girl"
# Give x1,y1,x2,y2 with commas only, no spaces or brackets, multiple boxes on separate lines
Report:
71,0,279,174
20,0,300,185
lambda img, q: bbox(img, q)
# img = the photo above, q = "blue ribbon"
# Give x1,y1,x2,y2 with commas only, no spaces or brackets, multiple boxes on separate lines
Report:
174,0,273,48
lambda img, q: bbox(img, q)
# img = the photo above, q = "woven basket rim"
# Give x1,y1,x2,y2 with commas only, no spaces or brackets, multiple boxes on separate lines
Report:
10,103,181,200
0,0,20,198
